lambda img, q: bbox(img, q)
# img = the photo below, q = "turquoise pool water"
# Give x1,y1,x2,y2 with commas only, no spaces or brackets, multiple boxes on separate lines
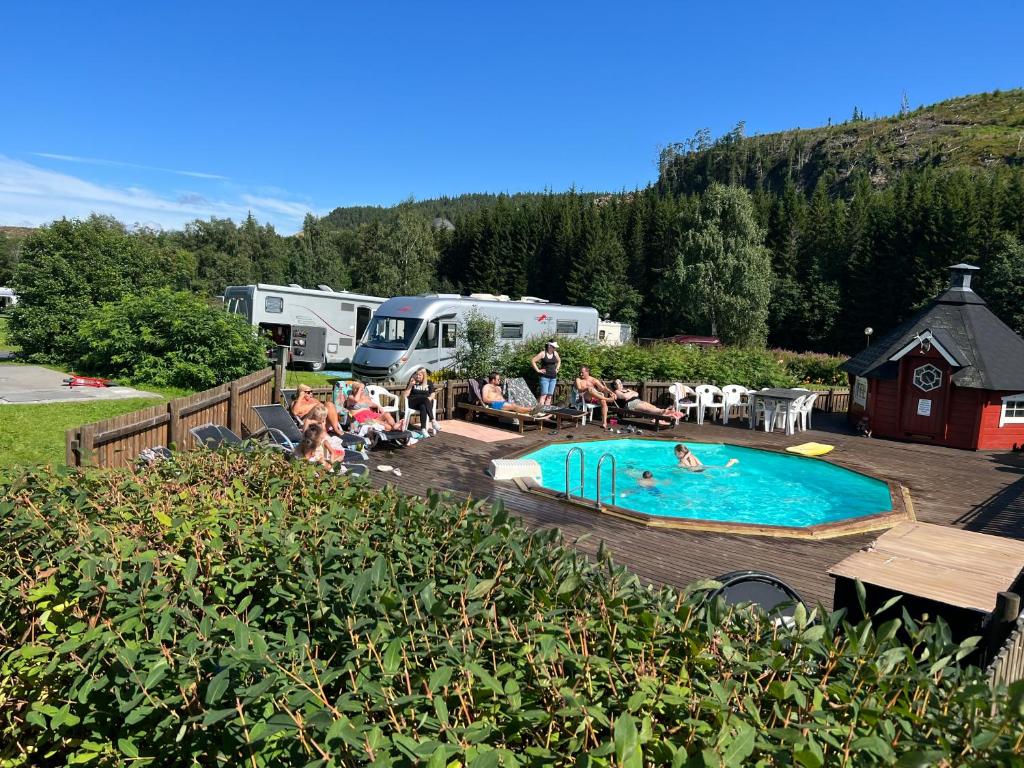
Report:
520,439,893,528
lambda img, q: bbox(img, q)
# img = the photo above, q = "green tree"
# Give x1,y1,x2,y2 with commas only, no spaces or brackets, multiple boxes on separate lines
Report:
981,232,1024,335
9,216,167,362
671,184,772,346
0,232,21,286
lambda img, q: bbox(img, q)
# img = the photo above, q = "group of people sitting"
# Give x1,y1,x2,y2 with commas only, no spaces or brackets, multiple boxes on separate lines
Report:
288,367,440,467
530,340,688,429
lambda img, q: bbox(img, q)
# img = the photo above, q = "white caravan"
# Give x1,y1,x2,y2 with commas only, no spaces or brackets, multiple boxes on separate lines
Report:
598,320,632,346
224,283,386,370
352,293,600,383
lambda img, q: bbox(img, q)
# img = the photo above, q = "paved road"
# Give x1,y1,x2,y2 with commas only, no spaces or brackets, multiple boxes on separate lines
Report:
0,365,159,405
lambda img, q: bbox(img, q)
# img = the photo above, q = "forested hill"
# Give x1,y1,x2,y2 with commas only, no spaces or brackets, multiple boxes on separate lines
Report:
321,191,605,230
657,89,1024,197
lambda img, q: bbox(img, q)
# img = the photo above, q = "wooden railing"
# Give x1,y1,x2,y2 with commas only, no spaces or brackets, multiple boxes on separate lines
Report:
66,368,277,469
988,610,1024,689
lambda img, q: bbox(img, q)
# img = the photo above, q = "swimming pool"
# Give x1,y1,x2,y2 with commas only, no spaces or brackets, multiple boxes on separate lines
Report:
516,438,907,536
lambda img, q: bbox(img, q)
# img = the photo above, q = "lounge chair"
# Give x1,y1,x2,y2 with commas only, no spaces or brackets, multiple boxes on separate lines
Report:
605,386,676,431
455,378,551,434
189,423,289,453
251,404,369,460
505,377,585,428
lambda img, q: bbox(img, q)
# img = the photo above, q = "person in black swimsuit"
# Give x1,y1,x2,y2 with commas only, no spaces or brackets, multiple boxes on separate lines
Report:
403,367,437,434
531,340,561,406
609,380,685,422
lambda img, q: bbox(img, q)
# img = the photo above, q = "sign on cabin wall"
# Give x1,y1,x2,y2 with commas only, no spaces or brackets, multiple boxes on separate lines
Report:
917,399,932,417
853,377,868,408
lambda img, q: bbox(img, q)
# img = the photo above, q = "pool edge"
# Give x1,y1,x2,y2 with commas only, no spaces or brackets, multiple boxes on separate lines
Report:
506,436,915,540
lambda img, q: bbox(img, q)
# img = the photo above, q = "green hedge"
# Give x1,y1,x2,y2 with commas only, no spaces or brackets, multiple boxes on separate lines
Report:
1,452,1020,766
485,339,848,389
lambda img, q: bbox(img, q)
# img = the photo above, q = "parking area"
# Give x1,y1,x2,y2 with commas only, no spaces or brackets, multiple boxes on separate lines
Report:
0,365,159,405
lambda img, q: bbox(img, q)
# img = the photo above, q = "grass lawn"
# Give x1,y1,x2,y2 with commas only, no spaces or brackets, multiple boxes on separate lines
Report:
0,397,174,468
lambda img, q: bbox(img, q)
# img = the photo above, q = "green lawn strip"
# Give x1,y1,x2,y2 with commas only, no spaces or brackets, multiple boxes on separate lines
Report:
0,397,174,468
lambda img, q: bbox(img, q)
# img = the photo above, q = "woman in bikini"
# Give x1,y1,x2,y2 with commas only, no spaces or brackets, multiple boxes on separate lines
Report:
291,384,345,434
345,382,403,430
609,380,686,423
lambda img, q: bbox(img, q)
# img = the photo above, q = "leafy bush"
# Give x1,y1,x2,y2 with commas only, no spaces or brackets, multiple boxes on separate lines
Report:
453,310,501,378
73,288,269,390
2,451,1020,766
493,339,816,389
775,349,850,387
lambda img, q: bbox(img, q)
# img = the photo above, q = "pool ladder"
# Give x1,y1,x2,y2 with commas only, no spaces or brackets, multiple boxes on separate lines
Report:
564,448,617,509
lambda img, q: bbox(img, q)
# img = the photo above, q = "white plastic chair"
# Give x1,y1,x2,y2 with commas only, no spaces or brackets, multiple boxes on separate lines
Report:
403,397,437,433
778,395,806,435
571,386,597,425
720,385,750,425
365,385,400,417
668,383,697,421
798,392,818,431
694,384,724,425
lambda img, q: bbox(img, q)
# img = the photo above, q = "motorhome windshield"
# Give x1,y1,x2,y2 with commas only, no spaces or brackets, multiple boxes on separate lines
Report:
226,297,249,317
363,316,423,350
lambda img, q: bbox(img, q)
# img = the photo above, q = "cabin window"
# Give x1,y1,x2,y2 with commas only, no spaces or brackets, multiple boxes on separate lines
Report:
556,320,578,335
501,323,524,340
265,296,284,314
999,394,1024,427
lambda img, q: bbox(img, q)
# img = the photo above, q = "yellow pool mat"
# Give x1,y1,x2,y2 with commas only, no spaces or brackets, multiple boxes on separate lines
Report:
786,442,835,457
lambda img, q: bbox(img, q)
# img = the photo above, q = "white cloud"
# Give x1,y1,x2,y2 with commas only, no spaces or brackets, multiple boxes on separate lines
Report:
0,156,314,231
33,152,230,180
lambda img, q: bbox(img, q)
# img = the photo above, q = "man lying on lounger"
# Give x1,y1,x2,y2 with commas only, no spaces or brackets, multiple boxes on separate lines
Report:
482,372,550,418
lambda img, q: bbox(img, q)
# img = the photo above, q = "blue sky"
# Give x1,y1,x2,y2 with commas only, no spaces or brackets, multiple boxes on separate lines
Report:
1,1,1021,232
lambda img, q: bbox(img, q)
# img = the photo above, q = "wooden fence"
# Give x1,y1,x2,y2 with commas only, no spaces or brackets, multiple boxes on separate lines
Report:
66,371,850,469
988,609,1024,689
66,368,277,469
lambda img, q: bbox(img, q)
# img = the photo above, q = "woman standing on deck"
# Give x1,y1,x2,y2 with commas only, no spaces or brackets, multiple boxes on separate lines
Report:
531,340,561,406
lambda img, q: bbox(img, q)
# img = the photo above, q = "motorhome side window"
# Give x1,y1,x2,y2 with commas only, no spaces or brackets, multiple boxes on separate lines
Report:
500,323,524,340
265,296,284,314
416,320,439,350
556,320,578,335
441,323,457,348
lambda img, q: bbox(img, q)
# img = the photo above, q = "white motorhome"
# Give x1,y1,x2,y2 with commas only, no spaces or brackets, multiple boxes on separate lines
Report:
598,320,632,346
352,293,599,382
224,283,386,370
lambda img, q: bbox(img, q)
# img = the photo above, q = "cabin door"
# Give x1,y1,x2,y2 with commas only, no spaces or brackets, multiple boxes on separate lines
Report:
899,356,949,439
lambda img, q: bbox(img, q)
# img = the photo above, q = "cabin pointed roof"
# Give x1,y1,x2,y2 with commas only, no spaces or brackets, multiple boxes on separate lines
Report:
843,264,1024,391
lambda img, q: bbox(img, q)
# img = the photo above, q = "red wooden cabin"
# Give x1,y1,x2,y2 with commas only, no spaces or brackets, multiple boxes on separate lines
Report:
844,264,1024,451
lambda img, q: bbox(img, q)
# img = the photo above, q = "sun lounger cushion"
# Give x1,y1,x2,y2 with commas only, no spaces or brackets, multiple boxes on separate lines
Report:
505,378,538,408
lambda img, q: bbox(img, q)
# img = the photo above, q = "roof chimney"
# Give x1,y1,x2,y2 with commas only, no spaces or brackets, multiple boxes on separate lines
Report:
948,263,979,292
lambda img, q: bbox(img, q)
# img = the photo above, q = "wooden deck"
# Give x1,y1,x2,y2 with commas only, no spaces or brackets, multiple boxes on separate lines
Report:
365,414,1024,609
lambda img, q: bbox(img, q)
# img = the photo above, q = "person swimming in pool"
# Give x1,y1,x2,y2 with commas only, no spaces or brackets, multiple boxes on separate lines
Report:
620,468,662,497
675,444,738,471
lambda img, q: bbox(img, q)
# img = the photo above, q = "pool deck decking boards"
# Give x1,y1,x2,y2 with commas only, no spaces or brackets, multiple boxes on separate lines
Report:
366,414,1024,609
